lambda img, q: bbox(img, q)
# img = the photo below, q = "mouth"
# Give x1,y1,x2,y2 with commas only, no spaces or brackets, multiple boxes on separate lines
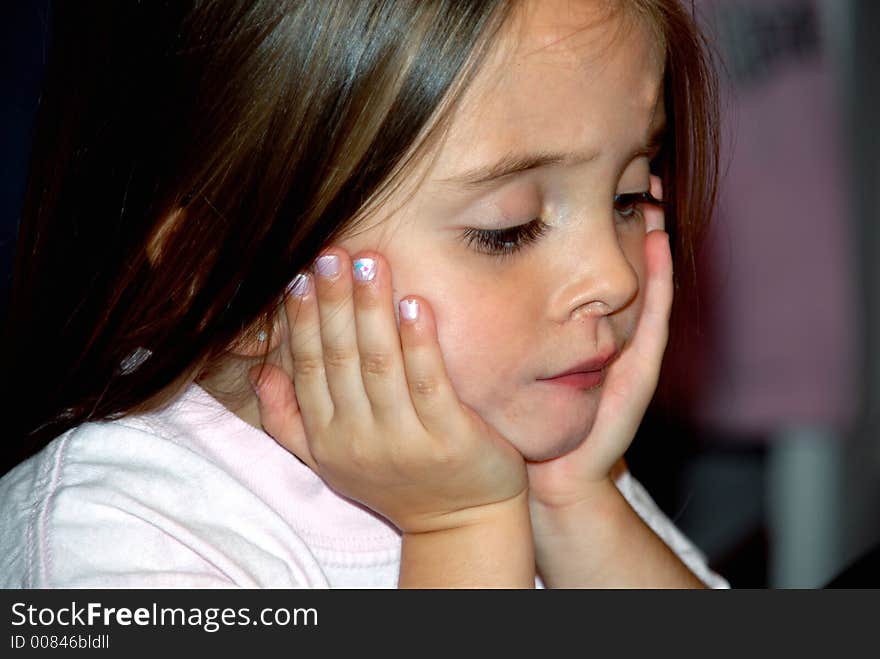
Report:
537,349,620,390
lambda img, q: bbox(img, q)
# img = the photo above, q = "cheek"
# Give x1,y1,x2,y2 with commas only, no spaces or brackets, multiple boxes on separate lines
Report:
620,224,645,306
431,282,535,411
389,256,539,417
621,226,647,282
616,228,647,331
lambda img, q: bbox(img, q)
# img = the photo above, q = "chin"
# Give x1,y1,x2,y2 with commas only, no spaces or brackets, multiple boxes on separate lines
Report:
518,392,601,462
507,415,598,463
472,385,602,461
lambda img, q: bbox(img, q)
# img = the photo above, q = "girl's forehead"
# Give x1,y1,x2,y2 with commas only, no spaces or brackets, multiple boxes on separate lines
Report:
431,0,665,179
503,0,652,62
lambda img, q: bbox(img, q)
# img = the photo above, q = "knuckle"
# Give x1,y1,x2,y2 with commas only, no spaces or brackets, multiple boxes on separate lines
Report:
341,425,379,470
360,350,394,377
348,439,372,471
428,433,465,465
387,444,417,474
431,446,460,471
292,354,325,379
322,345,357,369
309,439,329,465
409,374,440,399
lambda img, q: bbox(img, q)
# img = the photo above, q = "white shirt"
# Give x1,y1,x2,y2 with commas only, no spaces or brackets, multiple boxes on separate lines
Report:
0,384,728,588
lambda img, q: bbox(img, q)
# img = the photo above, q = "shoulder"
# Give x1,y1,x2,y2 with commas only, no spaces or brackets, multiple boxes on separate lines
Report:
0,419,326,588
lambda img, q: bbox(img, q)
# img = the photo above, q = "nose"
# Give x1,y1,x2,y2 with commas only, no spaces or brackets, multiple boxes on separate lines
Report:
550,221,640,322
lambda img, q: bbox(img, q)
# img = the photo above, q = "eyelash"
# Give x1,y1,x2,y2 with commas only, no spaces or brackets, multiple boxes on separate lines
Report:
462,191,663,257
462,219,549,257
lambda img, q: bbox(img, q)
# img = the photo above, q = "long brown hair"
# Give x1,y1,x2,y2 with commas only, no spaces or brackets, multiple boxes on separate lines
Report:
2,0,718,474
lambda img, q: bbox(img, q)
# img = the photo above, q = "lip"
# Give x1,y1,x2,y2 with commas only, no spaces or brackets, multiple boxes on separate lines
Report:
540,370,607,389
537,350,619,389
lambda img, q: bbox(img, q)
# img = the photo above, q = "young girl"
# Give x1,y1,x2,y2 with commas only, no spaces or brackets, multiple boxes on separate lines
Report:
0,0,726,588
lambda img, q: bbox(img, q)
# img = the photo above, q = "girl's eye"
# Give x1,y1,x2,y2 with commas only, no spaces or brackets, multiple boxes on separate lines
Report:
462,218,549,257
613,191,663,221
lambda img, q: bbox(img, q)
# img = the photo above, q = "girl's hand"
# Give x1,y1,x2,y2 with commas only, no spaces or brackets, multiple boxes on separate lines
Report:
523,176,701,588
526,175,672,510
250,249,528,536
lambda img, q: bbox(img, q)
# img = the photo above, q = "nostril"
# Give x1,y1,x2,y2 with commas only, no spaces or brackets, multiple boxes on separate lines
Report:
570,300,611,320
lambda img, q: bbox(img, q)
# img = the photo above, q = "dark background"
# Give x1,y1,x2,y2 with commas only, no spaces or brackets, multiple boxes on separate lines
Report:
3,1,879,588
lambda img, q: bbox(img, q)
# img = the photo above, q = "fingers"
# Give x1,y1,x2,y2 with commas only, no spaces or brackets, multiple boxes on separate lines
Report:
628,229,673,375
397,295,463,433
249,363,318,471
311,250,372,417
284,248,462,441
639,174,672,347
630,172,671,372
285,270,334,432
645,174,665,233
288,250,413,422
349,253,411,421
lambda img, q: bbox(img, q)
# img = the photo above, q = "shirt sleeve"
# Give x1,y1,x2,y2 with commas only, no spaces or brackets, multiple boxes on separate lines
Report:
614,466,730,589
1,423,328,588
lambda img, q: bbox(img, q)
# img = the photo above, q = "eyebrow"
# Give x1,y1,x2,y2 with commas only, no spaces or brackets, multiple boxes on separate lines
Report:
440,121,667,189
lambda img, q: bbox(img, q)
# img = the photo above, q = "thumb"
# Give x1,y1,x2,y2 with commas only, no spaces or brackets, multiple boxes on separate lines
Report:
590,229,672,453
248,364,317,471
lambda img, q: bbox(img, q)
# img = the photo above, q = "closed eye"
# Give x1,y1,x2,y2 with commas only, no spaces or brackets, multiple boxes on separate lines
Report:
462,218,549,257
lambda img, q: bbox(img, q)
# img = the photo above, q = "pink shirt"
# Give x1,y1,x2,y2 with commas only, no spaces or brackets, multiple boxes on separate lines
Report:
0,385,728,588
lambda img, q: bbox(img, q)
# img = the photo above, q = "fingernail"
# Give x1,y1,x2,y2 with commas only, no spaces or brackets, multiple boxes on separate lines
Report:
650,175,664,201
352,257,376,282
399,298,419,321
287,273,310,297
645,206,665,233
315,254,339,277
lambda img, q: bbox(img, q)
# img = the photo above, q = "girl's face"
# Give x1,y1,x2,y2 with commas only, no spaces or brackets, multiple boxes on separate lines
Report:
339,0,666,461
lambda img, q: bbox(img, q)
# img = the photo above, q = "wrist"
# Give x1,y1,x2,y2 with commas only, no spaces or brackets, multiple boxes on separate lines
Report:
399,491,535,588
529,475,622,540
529,477,625,583
530,479,705,588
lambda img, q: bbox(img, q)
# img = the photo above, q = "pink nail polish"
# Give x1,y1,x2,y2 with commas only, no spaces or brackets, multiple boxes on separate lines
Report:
315,254,339,277
399,299,419,321
353,258,376,282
